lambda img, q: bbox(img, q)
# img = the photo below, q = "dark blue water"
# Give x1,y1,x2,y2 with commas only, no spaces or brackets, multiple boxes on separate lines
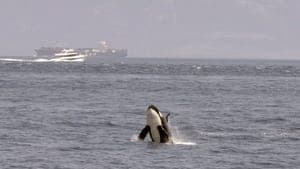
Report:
0,58,299,169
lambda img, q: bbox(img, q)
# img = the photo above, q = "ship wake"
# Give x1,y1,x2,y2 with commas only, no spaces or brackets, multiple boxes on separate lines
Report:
0,57,84,63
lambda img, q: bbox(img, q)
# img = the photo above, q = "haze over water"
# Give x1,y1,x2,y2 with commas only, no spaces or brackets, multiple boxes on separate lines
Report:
0,58,299,168
1,0,300,59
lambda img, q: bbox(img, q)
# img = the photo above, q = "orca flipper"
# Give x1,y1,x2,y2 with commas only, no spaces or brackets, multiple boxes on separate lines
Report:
157,126,169,143
138,125,150,140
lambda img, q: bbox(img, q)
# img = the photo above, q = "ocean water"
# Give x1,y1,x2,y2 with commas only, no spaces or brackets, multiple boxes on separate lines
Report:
0,58,299,169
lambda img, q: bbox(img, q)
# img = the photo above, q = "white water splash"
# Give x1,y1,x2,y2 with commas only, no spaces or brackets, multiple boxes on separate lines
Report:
170,126,197,146
132,126,197,146
130,134,139,142
171,139,197,146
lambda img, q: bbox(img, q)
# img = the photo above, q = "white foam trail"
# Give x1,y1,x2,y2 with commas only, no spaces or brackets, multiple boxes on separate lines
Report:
33,58,51,62
0,57,49,63
0,58,24,62
0,57,84,63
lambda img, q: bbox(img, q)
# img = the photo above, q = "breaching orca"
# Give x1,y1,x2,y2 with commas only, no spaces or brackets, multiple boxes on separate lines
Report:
138,105,173,143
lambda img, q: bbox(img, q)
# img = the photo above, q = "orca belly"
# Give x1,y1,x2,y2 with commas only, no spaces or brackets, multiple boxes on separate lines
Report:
149,126,161,143
147,108,162,143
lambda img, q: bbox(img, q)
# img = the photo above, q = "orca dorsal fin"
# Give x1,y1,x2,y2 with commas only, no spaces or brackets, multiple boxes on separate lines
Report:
165,112,170,122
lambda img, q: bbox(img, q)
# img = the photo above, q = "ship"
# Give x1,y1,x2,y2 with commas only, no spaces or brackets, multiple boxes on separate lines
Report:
34,41,127,60
50,49,85,62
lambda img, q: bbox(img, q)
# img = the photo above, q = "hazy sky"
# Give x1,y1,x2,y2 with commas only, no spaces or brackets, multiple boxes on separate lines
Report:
0,0,299,59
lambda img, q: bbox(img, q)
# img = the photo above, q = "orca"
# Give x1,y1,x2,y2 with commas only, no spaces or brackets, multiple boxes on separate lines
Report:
138,105,173,143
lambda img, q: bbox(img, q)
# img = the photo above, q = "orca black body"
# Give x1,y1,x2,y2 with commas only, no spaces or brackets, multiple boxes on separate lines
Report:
138,105,172,143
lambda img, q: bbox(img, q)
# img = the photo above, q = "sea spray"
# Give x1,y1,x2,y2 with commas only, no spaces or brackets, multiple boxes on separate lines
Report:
170,125,197,146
